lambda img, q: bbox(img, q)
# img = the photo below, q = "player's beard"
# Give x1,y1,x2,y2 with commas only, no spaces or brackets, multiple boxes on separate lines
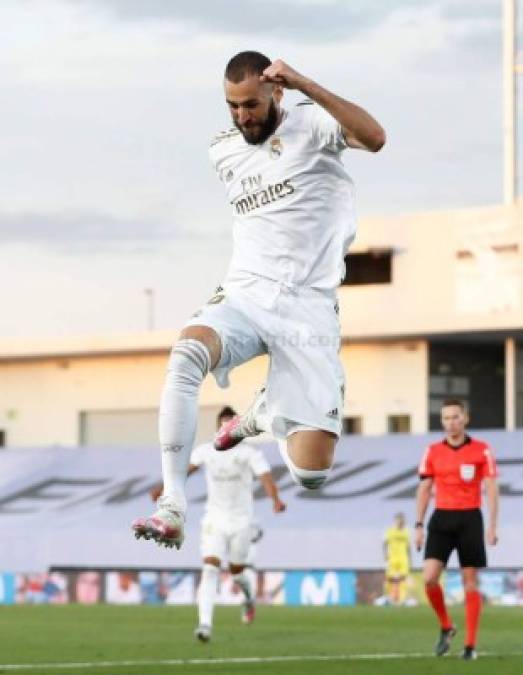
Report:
235,100,279,145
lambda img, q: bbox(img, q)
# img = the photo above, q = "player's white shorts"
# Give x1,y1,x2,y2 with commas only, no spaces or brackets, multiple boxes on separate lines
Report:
185,277,344,438
200,515,252,565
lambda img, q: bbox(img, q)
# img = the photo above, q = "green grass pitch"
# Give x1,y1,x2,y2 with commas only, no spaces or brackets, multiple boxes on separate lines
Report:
0,605,521,675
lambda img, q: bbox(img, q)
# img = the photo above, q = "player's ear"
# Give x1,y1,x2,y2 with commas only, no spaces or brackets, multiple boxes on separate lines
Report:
272,84,284,104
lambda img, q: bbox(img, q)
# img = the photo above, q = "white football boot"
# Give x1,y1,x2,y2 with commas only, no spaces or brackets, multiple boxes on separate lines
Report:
214,388,265,451
132,496,185,549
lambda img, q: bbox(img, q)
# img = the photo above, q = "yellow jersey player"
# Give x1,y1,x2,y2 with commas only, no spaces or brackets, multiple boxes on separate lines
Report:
383,512,411,605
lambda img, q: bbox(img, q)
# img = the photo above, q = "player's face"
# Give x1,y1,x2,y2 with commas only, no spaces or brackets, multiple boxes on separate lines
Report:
225,75,281,145
216,415,233,431
441,405,468,437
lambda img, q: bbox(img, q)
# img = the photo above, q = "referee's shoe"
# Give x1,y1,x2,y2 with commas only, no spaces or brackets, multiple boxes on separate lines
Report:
461,646,478,660
435,626,457,656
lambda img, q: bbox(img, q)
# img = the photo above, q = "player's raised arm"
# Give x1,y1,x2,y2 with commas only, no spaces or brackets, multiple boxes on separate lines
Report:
258,472,286,513
260,59,386,152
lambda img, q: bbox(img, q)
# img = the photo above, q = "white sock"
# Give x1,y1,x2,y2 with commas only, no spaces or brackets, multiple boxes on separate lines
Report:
158,339,210,512
198,564,219,627
232,571,253,602
244,567,257,598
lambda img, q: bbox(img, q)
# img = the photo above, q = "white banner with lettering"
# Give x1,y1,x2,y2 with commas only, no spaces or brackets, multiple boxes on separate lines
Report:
0,431,521,571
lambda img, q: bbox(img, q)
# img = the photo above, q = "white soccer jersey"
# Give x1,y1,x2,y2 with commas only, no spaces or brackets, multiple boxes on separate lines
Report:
190,442,270,521
209,100,356,292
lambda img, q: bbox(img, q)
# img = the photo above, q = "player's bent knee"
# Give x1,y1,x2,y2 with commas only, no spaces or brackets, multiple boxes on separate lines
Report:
180,325,222,368
164,339,211,389
289,465,330,490
279,439,331,490
203,556,220,567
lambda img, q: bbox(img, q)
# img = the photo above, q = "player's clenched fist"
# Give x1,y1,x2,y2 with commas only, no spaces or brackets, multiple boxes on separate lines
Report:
260,59,307,89
273,498,286,514
486,526,498,546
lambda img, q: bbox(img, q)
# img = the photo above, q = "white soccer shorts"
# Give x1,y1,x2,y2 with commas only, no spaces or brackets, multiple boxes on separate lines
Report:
185,277,344,438
200,515,252,565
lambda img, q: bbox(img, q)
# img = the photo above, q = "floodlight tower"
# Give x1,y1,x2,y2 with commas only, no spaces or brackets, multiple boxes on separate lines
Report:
503,1,520,431
504,0,520,205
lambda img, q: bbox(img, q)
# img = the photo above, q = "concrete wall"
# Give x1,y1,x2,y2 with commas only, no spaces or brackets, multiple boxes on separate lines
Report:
0,353,166,447
0,341,427,447
340,202,523,339
0,348,274,447
1,202,520,447
341,341,428,435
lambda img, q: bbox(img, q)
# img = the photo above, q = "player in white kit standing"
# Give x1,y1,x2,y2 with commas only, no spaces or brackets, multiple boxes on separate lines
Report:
133,51,385,548
191,406,285,641
149,406,285,641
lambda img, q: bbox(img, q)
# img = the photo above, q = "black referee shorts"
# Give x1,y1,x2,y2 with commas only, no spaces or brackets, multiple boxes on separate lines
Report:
425,508,486,568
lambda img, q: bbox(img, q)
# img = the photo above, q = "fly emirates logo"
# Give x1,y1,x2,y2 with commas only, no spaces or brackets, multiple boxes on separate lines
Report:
232,173,295,215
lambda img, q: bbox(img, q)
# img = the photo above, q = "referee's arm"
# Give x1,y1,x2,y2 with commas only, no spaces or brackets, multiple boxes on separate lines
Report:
484,477,499,546
415,477,433,551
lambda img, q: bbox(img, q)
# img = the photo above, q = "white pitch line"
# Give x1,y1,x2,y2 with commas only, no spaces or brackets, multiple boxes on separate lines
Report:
0,652,521,671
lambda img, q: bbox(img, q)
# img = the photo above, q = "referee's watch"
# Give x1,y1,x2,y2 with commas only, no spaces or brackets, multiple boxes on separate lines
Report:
414,521,424,528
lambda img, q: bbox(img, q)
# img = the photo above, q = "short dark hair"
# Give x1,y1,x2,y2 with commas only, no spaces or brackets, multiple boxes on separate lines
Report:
217,405,236,424
225,51,271,83
441,398,466,411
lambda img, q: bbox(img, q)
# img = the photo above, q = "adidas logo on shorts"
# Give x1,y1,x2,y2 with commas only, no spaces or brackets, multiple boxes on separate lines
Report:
326,408,339,419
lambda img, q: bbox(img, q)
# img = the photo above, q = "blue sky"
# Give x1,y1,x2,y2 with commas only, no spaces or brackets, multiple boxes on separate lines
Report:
0,0,520,338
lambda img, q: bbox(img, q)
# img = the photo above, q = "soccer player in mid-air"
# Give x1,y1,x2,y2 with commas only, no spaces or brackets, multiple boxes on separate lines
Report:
133,50,385,549
415,399,499,660
149,406,285,642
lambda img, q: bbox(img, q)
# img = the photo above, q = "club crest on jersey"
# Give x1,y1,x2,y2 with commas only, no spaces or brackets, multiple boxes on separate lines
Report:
207,293,225,305
269,137,283,159
460,464,475,482
219,167,234,183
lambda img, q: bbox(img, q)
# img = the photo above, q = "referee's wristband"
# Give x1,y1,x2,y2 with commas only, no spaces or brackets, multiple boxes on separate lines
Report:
414,521,424,529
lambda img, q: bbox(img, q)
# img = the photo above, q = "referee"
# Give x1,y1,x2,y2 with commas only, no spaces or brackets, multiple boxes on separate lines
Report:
415,399,499,661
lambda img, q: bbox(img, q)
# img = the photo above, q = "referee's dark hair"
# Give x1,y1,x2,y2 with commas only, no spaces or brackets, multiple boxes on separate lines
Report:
225,51,271,83
441,398,467,411
217,405,237,425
